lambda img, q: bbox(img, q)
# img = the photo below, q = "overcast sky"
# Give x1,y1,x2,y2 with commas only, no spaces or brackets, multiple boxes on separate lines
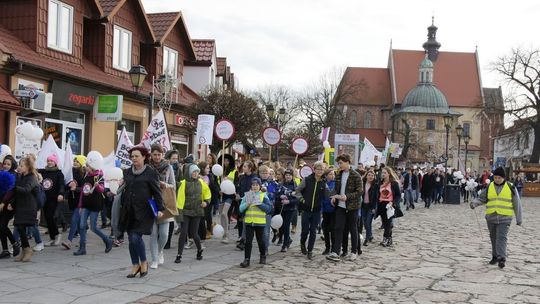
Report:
142,0,539,91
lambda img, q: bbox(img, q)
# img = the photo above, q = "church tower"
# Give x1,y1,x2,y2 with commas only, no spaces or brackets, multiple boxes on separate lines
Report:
422,17,441,61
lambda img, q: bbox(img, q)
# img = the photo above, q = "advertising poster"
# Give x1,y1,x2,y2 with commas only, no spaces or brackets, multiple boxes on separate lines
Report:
334,134,360,167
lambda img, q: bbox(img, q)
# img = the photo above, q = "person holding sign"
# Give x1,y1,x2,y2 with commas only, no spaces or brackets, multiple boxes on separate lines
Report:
119,146,164,278
239,178,272,268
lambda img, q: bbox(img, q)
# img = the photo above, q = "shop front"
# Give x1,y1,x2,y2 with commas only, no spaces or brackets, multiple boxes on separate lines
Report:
168,112,194,159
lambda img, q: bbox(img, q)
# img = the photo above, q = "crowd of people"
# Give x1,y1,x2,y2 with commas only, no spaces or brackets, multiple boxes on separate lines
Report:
0,144,523,274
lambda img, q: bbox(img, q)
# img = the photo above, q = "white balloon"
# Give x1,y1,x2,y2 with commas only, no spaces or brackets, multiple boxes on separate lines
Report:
271,215,283,229
323,140,331,149
30,127,44,140
20,122,33,138
466,168,471,173
212,164,224,177
212,224,225,238
108,180,120,194
86,151,104,170
104,167,123,180
0,145,11,163
220,180,236,195
461,179,467,184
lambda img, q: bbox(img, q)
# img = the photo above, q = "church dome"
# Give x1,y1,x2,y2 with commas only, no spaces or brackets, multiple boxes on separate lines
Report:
402,83,449,113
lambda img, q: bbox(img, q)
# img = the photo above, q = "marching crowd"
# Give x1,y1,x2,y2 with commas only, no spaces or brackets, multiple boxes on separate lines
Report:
0,143,523,276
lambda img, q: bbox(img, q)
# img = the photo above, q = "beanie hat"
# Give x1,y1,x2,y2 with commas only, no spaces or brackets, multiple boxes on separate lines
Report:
251,177,262,186
47,154,58,166
189,164,200,176
74,155,87,167
493,167,506,178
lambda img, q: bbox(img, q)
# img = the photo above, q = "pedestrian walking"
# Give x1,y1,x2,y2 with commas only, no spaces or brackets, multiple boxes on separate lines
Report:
235,160,258,250
421,168,434,208
377,167,403,247
61,155,86,250
0,155,18,258
174,164,211,264
39,154,65,246
321,168,336,255
119,146,164,278
218,154,238,244
10,157,40,262
239,177,272,268
360,170,378,246
276,169,299,252
259,165,279,254
470,167,522,268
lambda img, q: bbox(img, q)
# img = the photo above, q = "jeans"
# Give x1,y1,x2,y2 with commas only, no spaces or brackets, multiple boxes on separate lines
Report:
300,210,321,252
280,209,294,248
67,208,81,242
435,186,443,203
79,208,109,245
360,206,374,240
13,224,42,244
150,220,169,262
404,189,414,209
44,200,59,240
244,225,265,259
128,232,146,265
321,212,335,250
177,215,202,256
333,207,359,255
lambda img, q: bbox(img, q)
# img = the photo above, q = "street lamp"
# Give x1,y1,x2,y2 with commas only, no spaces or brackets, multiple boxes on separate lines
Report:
266,104,275,121
279,107,286,122
129,65,153,125
464,135,470,171
443,111,452,203
456,124,463,171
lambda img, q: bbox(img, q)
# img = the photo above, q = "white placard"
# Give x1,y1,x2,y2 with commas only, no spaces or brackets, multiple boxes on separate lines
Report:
335,133,360,144
360,137,382,165
115,127,134,169
299,165,313,178
262,127,281,146
14,118,42,162
215,119,235,141
292,137,309,155
196,114,215,145
140,109,171,151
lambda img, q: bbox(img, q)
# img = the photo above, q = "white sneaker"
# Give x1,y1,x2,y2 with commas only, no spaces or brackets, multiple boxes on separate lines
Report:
33,242,44,252
349,253,357,261
326,252,340,262
184,240,193,249
44,240,55,247
150,261,158,269
53,234,62,246
158,251,164,265
221,237,229,244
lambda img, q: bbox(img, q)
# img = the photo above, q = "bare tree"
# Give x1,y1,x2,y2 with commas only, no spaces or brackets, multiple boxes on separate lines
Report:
250,85,301,131
491,47,540,162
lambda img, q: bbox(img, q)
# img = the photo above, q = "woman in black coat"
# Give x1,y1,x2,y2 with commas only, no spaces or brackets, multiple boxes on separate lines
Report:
10,157,40,262
377,167,402,247
119,146,164,278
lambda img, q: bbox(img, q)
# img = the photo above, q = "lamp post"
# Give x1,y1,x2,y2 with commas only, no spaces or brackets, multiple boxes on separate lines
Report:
464,135,470,171
128,65,152,125
265,104,286,162
456,124,463,171
443,111,453,203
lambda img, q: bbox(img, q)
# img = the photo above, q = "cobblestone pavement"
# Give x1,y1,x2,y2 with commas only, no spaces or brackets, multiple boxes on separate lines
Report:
133,198,539,304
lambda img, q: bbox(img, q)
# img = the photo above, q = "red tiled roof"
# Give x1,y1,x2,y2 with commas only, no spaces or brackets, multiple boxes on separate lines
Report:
341,67,392,106
0,25,195,106
0,85,20,110
391,49,483,107
191,39,215,63
216,57,227,76
98,0,122,16
147,12,196,61
98,0,155,42
358,128,386,148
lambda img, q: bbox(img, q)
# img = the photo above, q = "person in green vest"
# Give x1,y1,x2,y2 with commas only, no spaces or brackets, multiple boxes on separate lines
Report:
174,164,211,264
239,177,272,268
470,167,522,269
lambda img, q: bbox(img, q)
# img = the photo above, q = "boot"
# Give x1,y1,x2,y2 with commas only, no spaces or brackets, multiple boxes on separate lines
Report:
259,255,266,264
489,256,498,265
196,249,203,260
380,237,388,247
12,241,20,257
73,243,86,256
300,243,307,255
21,247,33,262
498,259,506,269
386,237,393,247
104,238,113,253
240,259,250,268
0,250,11,259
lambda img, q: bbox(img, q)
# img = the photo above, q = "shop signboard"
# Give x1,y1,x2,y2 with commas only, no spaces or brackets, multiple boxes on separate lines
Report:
94,95,123,121
50,80,97,111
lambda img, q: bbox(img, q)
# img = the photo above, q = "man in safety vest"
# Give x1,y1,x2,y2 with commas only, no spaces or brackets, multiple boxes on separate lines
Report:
470,167,522,269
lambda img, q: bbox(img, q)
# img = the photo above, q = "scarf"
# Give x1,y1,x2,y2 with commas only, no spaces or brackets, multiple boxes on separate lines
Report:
132,164,147,176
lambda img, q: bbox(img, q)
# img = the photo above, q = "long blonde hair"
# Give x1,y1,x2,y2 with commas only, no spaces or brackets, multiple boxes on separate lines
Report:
382,167,398,183
20,157,38,177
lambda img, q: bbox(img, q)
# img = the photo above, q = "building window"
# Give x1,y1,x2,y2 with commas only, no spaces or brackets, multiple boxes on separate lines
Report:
364,111,372,128
113,25,132,71
163,47,178,79
463,122,471,137
426,119,436,130
117,120,140,144
47,0,73,53
349,110,357,128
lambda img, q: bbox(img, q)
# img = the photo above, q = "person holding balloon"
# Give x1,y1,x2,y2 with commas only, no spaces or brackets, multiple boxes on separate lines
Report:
61,155,86,250
217,154,238,244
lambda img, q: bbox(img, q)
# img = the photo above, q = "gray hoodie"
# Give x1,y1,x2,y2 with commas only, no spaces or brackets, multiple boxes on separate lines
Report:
471,182,522,225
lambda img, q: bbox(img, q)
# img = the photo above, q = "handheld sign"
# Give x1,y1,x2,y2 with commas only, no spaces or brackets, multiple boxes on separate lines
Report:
299,165,313,178
292,137,309,155
215,119,235,141
262,127,281,146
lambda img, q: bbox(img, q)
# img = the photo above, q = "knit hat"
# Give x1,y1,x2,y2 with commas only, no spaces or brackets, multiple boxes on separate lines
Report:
493,167,506,178
74,155,87,167
47,154,58,166
284,169,294,176
189,164,200,176
251,177,262,186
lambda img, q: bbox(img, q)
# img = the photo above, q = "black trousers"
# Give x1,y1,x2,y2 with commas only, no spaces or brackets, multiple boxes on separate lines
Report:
333,207,359,255
0,211,15,250
300,211,321,252
164,221,174,248
44,200,59,239
177,215,201,256
321,212,335,250
380,205,393,238
16,225,31,248
244,225,265,260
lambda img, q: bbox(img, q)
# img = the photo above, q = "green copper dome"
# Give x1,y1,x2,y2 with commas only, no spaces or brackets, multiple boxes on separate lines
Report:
420,56,434,69
401,83,450,114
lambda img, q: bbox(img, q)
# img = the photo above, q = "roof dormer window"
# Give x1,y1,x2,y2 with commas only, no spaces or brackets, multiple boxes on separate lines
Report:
113,25,132,72
163,46,178,79
47,0,73,54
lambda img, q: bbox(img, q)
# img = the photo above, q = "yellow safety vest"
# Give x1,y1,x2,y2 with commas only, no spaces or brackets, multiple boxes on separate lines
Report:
486,182,514,216
294,177,301,186
245,192,267,225
176,179,211,210
219,169,237,184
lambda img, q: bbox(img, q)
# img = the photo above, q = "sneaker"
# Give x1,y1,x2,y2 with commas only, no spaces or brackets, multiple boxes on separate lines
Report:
174,227,181,235
326,252,340,262
221,237,229,244
44,239,55,247
184,240,194,249
62,241,72,250
158,251,165,265
307,252,313,260
498,259,506,269
291,225,297,234
53,235,62,246
340,252,349,258
0,250,10,259
150,261,158,269
33,242,44,252
280,247,287,253
349,253,357,261
174,255,182,264
489,256,498,265
300,243,307,255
